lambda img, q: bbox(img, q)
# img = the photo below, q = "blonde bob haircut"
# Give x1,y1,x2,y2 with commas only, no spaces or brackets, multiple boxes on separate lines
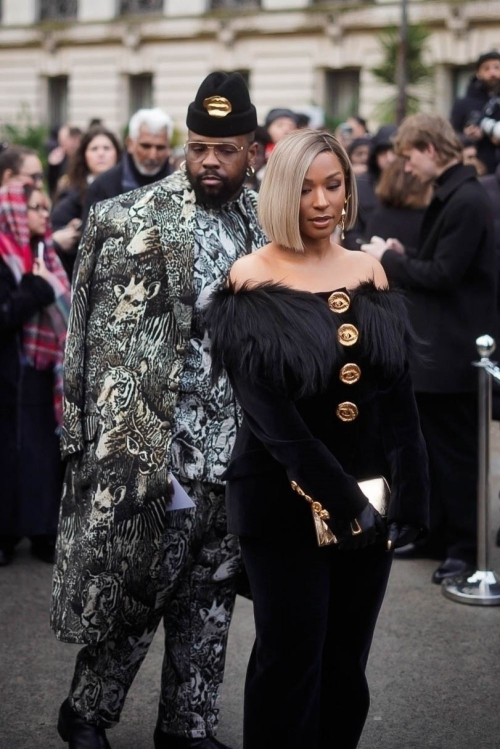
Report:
258,129,358,252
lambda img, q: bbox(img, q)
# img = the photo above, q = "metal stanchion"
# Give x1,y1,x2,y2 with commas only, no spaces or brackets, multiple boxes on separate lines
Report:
443,335,500,605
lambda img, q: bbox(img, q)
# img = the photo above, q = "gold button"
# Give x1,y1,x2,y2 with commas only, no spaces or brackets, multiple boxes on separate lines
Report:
338,324,359,346
328,291,350,314
339,363,361,385
336,402,359,422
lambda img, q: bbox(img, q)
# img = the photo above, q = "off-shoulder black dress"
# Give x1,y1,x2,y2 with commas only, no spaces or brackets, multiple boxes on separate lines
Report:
206,280,429,749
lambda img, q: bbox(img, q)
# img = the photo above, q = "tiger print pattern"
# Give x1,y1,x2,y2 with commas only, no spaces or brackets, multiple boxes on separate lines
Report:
51,170,263,646
51,169,263,738
69,481,241,738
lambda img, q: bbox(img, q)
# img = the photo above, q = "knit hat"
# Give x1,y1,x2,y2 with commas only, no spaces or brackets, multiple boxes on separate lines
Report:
186,72,257,137
476,50,500,70
264,108,299,128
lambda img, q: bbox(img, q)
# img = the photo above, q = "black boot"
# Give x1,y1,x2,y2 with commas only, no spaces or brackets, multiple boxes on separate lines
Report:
57,699,111,748
153,727,233,749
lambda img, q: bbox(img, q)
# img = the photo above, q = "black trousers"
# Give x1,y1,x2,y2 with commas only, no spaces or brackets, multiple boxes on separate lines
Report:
415,392,478,562
240,537,392,749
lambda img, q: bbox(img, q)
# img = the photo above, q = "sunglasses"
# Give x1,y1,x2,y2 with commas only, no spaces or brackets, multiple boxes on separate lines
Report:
184,141,245,164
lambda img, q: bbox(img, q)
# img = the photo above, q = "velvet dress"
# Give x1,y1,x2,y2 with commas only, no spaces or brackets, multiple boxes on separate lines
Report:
207,280,430,749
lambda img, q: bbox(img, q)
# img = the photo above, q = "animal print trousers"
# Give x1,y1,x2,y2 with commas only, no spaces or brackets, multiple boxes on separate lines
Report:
69,480,242,738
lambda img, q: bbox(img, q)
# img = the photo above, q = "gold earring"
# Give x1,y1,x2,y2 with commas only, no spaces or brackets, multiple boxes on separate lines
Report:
179,160,186,171
246,165,256,178
339,206,347,240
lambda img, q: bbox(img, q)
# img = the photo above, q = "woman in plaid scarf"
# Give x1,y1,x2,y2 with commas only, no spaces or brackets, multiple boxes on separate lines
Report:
0,183,70,567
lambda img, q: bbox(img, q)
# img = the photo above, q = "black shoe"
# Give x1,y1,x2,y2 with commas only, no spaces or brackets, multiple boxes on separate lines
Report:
0,548,15,566
153,728,233,749
31,538,56,564
57,699,111,748
394,541,445,560
432,558,474,585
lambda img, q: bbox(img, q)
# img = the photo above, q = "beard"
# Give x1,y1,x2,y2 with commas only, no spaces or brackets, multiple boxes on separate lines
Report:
133,158,164,176
185,164,246,208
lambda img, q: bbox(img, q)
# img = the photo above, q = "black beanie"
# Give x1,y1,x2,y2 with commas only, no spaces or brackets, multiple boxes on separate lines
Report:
186,72,257,137
476,50,500,70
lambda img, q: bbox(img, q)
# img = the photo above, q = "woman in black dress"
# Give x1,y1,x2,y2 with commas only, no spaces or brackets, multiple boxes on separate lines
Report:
0,183,70,565
206,130,429,749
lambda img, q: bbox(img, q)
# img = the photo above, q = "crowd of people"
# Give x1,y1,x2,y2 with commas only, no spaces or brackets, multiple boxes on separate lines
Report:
0,48,499,749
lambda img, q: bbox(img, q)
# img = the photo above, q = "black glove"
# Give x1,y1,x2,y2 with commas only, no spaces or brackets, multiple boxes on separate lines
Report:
336,503,385,551
386,523,421,551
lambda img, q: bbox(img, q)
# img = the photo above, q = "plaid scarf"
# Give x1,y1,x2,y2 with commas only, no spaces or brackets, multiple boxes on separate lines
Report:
0,185,71,429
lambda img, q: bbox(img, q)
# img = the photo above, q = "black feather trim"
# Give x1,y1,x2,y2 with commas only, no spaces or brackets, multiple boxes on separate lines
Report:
350,281,417,376
206,281,341,398
205,280,416,398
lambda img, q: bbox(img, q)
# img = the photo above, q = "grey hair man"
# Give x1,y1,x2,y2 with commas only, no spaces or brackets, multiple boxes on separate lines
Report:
83,107,174,224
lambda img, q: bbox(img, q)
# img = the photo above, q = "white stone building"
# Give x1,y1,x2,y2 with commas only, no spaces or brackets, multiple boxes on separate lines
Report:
0,0,498,137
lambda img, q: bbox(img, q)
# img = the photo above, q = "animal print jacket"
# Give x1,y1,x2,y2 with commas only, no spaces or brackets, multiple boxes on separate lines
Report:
51,170,264,645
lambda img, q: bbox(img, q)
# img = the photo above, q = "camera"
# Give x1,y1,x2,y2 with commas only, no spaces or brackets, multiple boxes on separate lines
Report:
483,96,500,120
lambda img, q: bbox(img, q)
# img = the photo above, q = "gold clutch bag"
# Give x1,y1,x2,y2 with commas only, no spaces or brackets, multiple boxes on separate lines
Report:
290,476,390,548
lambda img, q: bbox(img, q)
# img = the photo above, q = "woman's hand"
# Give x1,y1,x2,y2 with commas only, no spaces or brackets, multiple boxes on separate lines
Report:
52,219,82,252
32,258,62,295
336,504,386,551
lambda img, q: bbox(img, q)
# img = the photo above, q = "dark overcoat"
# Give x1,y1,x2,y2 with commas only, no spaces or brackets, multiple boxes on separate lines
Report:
51,170,264,644
0,260,56,534
381,164,497,393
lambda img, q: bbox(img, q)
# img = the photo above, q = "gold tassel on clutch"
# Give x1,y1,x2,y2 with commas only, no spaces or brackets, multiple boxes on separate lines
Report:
290,477,390,548
290,481,337,547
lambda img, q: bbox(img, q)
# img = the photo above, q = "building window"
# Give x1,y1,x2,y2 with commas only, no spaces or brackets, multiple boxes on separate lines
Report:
48,76,69,129
324,69,360,122
120,0,163,13
129,74,154,116
40,0,77,20
451,65,475,100
210,0,261,9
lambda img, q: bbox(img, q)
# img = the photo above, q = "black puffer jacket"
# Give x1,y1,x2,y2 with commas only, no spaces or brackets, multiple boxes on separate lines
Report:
451,76,500,174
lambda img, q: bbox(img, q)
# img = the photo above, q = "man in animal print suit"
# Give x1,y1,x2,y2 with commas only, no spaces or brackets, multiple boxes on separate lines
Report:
51,72,266,749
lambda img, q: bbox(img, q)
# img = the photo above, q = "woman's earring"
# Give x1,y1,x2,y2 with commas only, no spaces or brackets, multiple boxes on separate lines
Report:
246,165,256,178
339,207,347,240
179,160,186,171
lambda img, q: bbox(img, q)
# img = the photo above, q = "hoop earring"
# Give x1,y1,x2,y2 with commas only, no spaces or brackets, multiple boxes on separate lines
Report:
179,160,186,171
246,165,256,178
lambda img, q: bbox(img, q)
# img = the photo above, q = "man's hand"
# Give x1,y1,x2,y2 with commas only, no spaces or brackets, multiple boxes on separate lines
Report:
464,125,483,141
386,237,405,254
360,235,390,261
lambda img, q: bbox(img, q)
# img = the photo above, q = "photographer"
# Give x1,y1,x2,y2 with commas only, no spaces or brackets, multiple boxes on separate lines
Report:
451,50,500,174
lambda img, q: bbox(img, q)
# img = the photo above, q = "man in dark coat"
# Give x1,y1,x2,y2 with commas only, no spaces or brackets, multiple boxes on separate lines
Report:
451,50,500,174
81,107,174,226
52,74,265,749
362,113,497,583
